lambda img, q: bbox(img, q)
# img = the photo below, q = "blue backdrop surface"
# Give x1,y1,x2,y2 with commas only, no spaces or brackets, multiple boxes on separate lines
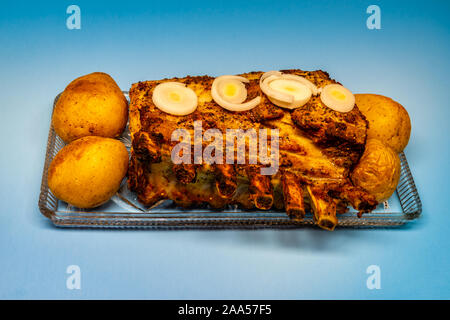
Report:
0,0,449,299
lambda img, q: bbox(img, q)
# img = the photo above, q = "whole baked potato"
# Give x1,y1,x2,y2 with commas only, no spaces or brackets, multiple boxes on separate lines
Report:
355,94,411,153
351,139,401,202
52,72,128,143
47,136,129,208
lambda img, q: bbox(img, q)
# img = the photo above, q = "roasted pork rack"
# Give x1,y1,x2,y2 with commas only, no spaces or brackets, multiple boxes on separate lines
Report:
127,69,377,231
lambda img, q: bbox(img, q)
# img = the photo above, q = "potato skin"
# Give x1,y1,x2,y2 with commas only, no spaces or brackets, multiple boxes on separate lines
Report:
355,94,411,153
47,136,129,208
52,72,128,143
351,139,401,202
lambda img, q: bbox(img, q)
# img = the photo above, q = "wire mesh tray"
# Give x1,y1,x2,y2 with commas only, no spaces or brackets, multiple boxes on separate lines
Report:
38,93,422,229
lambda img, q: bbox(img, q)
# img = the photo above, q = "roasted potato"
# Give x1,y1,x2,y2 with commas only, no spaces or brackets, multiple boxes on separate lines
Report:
52,72,128,143
351,139,401,202
355,94,411,153
47,136,129,208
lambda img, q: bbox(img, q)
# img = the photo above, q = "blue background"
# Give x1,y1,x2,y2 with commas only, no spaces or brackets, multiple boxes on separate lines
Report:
0,0,449,299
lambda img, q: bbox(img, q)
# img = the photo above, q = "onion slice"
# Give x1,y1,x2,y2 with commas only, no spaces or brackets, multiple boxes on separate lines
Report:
320,84,355,113
281,74,319,96
260,71,293,103
152,82,198,116
260,71,317,109
267,79,312,109
211,75,261,112
216,77,247,104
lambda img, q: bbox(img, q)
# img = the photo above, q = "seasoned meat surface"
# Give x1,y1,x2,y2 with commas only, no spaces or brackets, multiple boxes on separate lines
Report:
128,69,377,230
